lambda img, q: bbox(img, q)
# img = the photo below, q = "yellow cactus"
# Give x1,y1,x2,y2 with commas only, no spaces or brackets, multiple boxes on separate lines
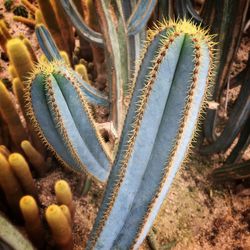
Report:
6,38,34,82
20,195,45,248
60,51,71,66
21,140,48,176
45,204,73,250
60,205,72,225
23,38,38,63
8,65,18,78
75,63,90,82
13,16,36,28
0,20,12,39
55,180,74,216
0,80,28,148
8,153,37,199
12,77,25,112
21,0,38,14
0,153,23,216
0,145,10,159
35,9,44,25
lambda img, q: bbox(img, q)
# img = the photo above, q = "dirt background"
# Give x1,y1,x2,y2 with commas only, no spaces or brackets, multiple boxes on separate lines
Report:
0,1,250,249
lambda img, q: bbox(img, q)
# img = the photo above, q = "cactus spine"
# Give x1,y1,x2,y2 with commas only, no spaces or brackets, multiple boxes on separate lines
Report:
45,204,73,250
8,153,37,199
19,195,45,248
87,20,215,249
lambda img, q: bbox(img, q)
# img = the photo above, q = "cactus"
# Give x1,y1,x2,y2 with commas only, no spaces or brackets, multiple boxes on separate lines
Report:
45,204,73,250
75,63,90,82
87,20,214,249
0,80,28,148
0,214,34,250
6,38,34,82
21,0,38,14
19,195,45,248
0,153,23,216
60,205,72,225
60,51,71,66
8,65,17,78
55,180,74,215
35,9,44,25
8,153,37,199
4,0,13,11
25,61,111,181
13,16,36,28
13,5,29,18
0,145,10,159
21,140,48,176
23,38,38,63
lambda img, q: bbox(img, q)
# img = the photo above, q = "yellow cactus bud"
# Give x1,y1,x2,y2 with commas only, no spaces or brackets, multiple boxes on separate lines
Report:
8,153,37,199
75,64,90,82
60,51,70,66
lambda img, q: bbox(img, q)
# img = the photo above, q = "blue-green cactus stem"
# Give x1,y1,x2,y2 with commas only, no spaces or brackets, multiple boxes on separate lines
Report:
35,25,109,107
25,62,111,182
87,20,214,249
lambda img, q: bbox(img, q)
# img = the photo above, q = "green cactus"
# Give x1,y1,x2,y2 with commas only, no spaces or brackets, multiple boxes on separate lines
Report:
13,5,29,18
4,0,13,11
87,19,215,249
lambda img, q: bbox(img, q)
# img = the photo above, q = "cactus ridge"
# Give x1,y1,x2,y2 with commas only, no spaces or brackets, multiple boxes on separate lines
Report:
87,19,215,249
25,61,111,181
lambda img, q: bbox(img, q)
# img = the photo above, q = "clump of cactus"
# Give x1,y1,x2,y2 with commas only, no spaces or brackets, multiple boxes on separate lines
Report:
4,0,13,11
13,5,29,18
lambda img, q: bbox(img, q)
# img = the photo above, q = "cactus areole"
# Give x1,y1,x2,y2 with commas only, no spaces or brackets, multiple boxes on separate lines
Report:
28,19,214,249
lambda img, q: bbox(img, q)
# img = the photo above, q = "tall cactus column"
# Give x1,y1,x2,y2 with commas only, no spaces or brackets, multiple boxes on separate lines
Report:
87,20,215,250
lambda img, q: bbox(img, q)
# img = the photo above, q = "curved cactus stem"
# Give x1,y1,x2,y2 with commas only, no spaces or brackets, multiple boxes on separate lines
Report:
0,214,34,250
59,0,103,46
127,0,157,36
36,25,110,107
25,62,111,182
87,20,213,249
35,24,62,61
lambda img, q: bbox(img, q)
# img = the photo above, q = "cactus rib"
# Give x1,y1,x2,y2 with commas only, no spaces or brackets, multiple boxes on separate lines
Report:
87,20,214,249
